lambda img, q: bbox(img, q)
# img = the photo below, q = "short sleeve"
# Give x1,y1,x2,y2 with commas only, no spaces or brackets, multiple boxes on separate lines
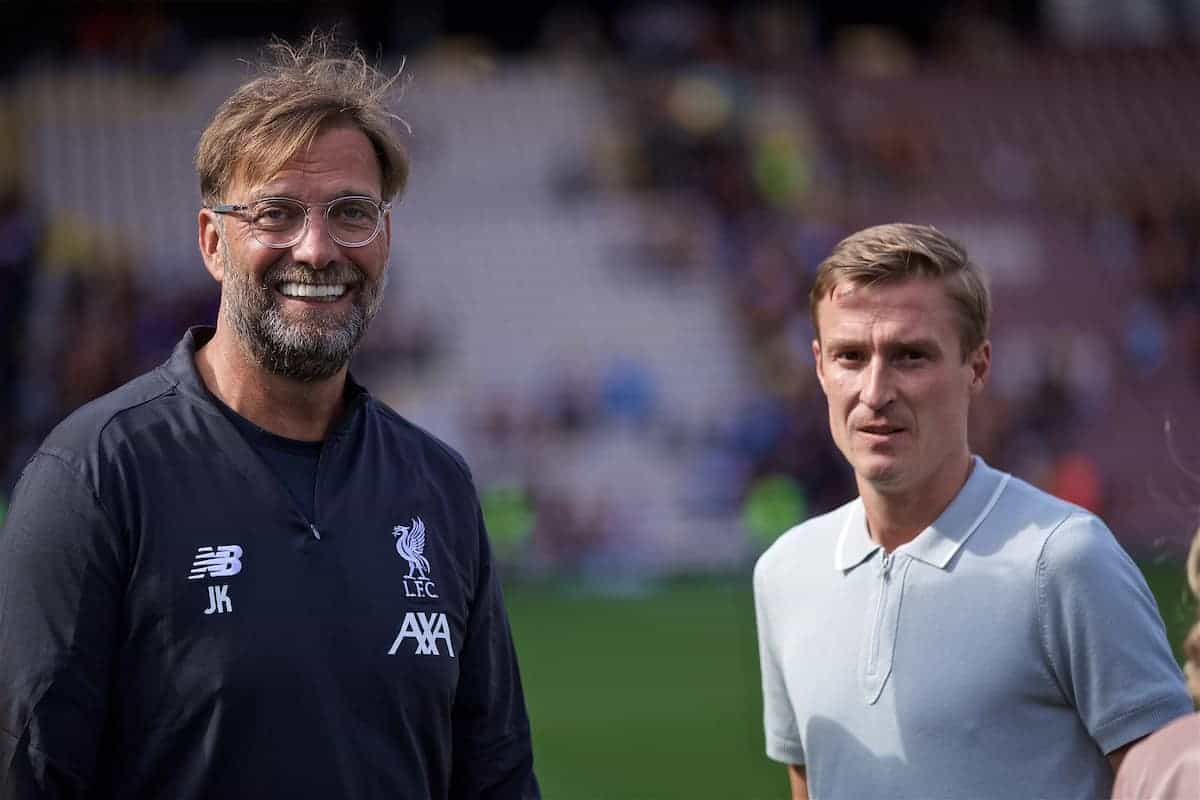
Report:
1037,513,1193,755
754,556,806,766
447,503,539,800
0,450,127,797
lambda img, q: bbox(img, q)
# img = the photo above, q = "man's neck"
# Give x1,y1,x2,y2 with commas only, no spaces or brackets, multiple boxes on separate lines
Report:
859,453,974,553
194,323,347,442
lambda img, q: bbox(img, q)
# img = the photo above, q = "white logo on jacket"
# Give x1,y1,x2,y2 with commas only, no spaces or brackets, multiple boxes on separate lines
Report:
189,545,242,617
387,612,456,658
393,518,430,578
393,518,439,598
188,545,243,580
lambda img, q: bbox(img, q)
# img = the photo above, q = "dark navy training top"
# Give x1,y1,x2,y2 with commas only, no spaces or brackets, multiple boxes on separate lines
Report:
0,327,539,799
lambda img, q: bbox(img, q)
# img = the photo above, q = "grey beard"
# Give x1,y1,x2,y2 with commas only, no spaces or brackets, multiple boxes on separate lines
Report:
221,251,387,382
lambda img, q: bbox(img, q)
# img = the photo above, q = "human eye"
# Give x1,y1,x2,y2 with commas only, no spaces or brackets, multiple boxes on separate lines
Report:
252,200,302,230
330,198,377,228
832,348,865,366
894,348,930,366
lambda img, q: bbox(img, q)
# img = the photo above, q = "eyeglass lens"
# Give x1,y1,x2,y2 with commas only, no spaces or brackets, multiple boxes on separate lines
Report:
250,198,382,246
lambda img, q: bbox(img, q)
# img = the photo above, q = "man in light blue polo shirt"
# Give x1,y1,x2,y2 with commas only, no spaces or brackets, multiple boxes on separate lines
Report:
753,223,1193,799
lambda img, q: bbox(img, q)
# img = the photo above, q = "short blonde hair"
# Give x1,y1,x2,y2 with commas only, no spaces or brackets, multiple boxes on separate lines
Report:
1185,528,1200,701
809,223,990,361
195,32,409,206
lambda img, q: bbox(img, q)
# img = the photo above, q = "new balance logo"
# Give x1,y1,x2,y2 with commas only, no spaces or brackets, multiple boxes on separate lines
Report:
387,612,456,658
188,545,244,580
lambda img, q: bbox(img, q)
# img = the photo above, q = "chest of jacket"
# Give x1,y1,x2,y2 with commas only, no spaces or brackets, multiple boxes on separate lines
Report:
100,403,480,739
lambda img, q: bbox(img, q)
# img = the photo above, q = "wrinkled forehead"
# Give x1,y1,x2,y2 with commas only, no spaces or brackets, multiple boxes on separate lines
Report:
225,143,303,201
226,119,383,200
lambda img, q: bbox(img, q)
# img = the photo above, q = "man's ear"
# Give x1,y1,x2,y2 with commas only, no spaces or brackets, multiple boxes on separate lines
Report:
969,340,991,394
198,209,225,283
812,338,827,392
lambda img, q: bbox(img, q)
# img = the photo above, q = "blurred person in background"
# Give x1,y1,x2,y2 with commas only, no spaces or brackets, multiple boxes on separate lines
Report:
1113,528,1200,799
753,223,1191,800
0,34,538,799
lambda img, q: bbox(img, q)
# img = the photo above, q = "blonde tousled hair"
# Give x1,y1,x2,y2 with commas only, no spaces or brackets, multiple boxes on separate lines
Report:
809,223,991,361
195,32,409,207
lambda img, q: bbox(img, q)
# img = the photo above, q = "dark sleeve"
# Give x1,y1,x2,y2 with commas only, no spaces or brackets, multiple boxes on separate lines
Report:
0,450,127,797
448,504,539,800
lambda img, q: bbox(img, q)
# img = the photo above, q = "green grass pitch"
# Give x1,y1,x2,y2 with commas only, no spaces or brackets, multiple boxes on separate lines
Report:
505,563,1196,800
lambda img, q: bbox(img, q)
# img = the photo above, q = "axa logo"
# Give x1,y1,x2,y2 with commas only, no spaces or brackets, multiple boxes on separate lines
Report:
387,611,456,658
393,517,438,598
188,545,244,580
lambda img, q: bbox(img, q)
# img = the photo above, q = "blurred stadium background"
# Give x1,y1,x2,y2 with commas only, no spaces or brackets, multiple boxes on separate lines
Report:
2,2,1199,797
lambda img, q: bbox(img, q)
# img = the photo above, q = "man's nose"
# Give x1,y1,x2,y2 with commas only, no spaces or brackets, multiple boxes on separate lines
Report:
289,211,341,269
859,356,895,410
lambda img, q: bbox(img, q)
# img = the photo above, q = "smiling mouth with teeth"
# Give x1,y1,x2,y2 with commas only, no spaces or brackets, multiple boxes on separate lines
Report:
277,282,349,300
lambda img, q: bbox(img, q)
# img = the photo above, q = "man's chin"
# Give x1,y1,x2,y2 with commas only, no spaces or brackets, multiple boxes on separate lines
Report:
852,455,910,490
261,345,351,382
247,325,359,382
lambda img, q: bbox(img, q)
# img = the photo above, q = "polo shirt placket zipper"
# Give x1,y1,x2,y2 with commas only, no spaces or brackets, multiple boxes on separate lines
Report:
855,548,902,705
867,551,893,675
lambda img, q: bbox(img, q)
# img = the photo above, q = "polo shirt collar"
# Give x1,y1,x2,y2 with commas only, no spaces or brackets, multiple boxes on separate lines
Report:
834,500,878,571
834,456,1011,572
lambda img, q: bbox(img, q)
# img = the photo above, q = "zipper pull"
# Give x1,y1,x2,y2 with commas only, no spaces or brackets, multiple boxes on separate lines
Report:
310,524,322,541
880,551,892,576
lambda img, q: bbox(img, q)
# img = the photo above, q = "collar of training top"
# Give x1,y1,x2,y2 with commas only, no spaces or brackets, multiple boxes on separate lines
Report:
163,325,370,439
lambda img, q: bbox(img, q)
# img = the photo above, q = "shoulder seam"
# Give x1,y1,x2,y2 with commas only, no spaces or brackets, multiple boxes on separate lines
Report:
53,369,177,454
95,372,177,440
90,377,178,502
1034,510,1093,695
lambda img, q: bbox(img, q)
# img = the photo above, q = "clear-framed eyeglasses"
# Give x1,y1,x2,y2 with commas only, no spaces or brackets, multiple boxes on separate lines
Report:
208,196,391,248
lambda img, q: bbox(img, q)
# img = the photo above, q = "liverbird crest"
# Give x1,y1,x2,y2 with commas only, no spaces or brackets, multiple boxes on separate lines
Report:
393,517,431,580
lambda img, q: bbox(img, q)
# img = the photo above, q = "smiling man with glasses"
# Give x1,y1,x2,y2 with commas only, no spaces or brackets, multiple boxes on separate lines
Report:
197,123,394,392
0,33,539,800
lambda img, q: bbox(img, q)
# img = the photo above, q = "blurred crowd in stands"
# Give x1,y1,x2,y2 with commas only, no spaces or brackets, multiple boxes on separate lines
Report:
2,1,1200,571
466,1,1200,569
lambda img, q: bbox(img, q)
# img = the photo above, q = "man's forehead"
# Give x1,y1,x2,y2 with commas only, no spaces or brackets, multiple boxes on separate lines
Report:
228,122,382,199
237,175,378,200
825,278,956,316
822,313,946,341
830,275,947,301
820,279,960,340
